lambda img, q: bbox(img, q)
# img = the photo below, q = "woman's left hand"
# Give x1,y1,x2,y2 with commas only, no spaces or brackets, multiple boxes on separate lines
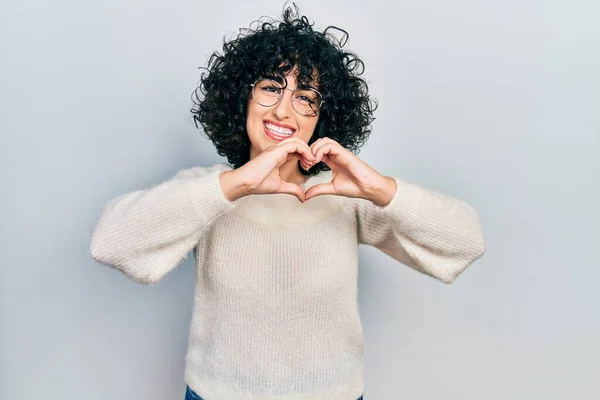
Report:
302,138,397,207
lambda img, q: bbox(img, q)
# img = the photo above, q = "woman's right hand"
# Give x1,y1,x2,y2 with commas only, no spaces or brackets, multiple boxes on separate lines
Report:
219,137,316,202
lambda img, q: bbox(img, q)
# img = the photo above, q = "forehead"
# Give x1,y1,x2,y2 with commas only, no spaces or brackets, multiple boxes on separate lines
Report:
266,67,320,88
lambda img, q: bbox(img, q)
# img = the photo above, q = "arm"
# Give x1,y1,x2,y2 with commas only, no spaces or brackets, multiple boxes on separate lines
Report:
356,177,486,284
300,137,486,284
90,163,235,284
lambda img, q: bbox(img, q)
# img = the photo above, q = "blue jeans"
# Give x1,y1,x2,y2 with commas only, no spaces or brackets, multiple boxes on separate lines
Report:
185,385,204,400
185,385,364,399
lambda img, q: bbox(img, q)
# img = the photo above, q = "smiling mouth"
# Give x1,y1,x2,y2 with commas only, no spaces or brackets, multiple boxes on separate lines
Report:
264,122,296,140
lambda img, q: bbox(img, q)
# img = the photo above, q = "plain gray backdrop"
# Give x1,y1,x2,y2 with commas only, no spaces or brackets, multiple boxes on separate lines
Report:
1,0,599,399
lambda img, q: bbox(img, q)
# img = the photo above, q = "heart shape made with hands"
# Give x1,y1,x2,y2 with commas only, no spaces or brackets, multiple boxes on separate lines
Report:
292,139,376,202
269,137,396,206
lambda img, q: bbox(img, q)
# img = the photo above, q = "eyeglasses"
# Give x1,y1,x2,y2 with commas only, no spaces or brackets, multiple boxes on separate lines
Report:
250,78,323,117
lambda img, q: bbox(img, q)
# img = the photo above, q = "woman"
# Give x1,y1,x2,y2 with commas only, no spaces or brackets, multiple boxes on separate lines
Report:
90,6,486,400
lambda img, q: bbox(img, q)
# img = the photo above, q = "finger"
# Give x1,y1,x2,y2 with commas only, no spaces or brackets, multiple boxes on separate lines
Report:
309,138,328,155
278,137,314,157
310,137,336,151
271,145,310,168
311,138,337,158
314,143,341,164
276,140,316,164
287,152,308,163
299,158,311,171
288,152,314,172
278,181,306,202
305,182,337,201
301,149,321,169
290,138,318,165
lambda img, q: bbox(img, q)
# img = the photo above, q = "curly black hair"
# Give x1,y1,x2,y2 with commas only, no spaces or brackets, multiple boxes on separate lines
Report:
191,4,378,175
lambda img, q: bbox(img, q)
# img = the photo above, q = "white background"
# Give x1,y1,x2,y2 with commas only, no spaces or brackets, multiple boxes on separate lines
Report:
1,0,598,399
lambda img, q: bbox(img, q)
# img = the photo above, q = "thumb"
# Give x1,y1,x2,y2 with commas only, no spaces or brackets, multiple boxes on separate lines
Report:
277,181,306,202
304,183,336,201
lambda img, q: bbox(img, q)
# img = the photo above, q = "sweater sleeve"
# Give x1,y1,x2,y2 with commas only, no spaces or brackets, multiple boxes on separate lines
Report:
90,163,235,284
355,177,486,284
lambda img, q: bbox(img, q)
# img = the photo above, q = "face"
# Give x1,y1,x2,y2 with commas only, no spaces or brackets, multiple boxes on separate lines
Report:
246,68,320,160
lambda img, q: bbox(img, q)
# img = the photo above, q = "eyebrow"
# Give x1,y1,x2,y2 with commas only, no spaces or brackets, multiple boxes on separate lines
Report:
263,74,319,91
264,74,285,84
297,82,319,91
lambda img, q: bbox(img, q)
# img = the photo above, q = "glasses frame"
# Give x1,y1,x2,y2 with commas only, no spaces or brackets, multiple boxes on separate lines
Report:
250,78,324,117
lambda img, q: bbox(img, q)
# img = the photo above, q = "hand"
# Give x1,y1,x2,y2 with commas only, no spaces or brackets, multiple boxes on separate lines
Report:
303,138,397,206
221,137,316,202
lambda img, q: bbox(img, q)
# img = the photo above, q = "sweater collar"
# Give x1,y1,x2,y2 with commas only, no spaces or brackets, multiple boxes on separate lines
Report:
231,170,345,227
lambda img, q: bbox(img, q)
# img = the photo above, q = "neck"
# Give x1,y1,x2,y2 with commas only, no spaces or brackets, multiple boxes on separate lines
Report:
278,160,308,186
248,147,308,186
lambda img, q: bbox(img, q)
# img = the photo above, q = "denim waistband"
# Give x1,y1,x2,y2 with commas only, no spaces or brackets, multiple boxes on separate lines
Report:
185,385,364,400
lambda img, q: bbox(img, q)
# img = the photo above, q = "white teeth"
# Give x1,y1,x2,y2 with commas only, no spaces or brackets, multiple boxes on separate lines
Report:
265,122,294,136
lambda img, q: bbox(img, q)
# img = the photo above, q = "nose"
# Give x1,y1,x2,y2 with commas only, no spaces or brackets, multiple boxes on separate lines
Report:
272,88,294,120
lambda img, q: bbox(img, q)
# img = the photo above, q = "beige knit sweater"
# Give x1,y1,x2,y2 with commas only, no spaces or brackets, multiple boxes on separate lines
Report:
90,163,486,400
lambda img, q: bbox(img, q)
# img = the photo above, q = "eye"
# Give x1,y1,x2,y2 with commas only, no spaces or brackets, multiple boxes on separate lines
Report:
296,95,314,104
262,85,281,94
294,91,318,104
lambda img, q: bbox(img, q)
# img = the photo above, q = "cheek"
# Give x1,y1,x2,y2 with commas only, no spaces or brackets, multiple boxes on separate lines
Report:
246,102,255,120
246,103,262,129
300,119,319,140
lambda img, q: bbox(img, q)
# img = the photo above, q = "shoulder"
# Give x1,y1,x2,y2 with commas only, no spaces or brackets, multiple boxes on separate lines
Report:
173,163,233,180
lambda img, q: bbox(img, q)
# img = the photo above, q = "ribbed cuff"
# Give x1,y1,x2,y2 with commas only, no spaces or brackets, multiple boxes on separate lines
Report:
185,167,236,227
378,177,430,233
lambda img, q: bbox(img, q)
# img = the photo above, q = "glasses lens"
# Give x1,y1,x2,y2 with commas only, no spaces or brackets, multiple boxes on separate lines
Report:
252,78,322,116
253,79,282,106
292,89,322,116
